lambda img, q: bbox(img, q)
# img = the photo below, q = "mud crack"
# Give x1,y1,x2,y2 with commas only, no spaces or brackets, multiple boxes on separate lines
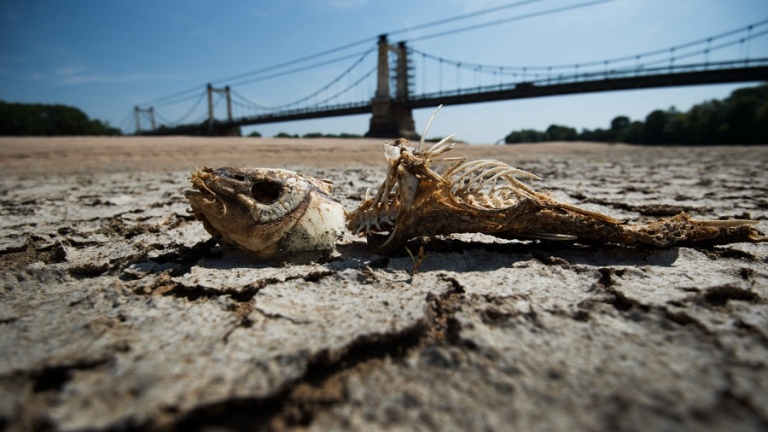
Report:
3,356,113,431
700,284,760,307
424,274,468,346
0,237,66,270
160,273,475,430
594,267,648,313
31,357,112,393
137,271,278,303
171,323,426,431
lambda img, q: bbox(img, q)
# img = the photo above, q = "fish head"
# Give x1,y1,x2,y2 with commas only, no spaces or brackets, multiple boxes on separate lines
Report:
185,166,346,263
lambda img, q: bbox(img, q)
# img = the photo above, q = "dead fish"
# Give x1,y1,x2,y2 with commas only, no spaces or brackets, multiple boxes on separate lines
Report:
185,167,346,263
347,107,767,253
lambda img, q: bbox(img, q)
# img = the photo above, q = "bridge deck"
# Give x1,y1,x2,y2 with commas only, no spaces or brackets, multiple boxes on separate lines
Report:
407,64,768,108
145,62,768,135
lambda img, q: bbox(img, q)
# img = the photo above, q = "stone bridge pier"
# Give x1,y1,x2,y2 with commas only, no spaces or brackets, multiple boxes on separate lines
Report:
365,35,419,140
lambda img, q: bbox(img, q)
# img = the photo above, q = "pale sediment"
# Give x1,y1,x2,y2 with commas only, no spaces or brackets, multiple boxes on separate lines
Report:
1,138,767,431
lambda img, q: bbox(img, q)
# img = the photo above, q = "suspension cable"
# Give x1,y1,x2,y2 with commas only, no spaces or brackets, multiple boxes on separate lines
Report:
166,91,208,125
227,47,375,111
311,66,377,107
409,18,768,73
408,0,617,43
137,0,561,107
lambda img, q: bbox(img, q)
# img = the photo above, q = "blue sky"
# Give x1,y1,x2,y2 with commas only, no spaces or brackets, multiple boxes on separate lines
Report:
1,0,766,143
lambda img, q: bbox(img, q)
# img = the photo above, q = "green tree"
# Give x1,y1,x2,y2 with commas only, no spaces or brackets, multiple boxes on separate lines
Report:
664,110,688,144
610,115,630,133
545,124,578,141
617,121,644,143
505,129,545,144
756,100,768,143
721,85,768,143
0,101,120,135
502,83,768,146
686,100,723,144
642,110,669,144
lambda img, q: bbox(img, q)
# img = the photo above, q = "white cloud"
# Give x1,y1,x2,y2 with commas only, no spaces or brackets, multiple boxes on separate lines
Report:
29,72,48,81
54,65,87,76
457,0,515,13
326,0,368,9
0,62,184,86
0,67,48,81
53,70,181,86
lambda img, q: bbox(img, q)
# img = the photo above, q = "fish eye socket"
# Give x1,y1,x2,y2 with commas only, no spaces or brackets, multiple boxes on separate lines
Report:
233,174,247,182
251,180,282,204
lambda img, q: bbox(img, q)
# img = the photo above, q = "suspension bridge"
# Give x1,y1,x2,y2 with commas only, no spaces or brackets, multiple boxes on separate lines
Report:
133,18,768,139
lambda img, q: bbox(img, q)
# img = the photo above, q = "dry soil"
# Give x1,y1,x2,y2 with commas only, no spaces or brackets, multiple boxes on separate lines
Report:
1,137,767,431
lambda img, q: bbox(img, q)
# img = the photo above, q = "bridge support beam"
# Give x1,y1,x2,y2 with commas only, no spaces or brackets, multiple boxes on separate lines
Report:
366,102,418,139
134,106,156,134
206,84,234,135
365,35,418,140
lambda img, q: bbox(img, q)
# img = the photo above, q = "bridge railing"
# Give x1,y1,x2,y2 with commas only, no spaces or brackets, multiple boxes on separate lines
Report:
409,58,768,102
227,99,372,125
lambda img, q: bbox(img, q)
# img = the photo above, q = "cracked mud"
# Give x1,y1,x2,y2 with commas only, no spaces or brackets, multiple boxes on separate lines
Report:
1,138,767,431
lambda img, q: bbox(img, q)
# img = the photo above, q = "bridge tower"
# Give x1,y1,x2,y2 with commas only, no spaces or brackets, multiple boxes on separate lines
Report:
134,106,156,134
206,84,238,136
365,35,419,140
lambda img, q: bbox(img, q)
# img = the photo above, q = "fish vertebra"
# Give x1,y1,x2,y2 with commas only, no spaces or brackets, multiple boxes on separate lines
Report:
347,107,766,253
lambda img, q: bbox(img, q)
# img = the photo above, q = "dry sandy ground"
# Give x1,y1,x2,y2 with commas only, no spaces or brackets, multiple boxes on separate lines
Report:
1,136,767,431
0,136,650,174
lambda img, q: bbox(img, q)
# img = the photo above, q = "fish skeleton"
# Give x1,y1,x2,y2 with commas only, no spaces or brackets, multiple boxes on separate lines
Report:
347,136,765,253
186,107,765,262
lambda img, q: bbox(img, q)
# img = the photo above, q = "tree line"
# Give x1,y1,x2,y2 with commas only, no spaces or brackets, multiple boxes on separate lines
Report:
264,131,363,139
0,102,121,136
3,83,765,141
505,83,768,145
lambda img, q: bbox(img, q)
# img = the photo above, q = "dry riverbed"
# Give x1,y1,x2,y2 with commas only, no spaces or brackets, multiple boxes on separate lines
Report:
1,137,767,431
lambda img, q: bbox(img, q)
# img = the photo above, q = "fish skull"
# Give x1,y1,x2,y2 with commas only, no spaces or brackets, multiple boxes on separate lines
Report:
185,166,346,263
